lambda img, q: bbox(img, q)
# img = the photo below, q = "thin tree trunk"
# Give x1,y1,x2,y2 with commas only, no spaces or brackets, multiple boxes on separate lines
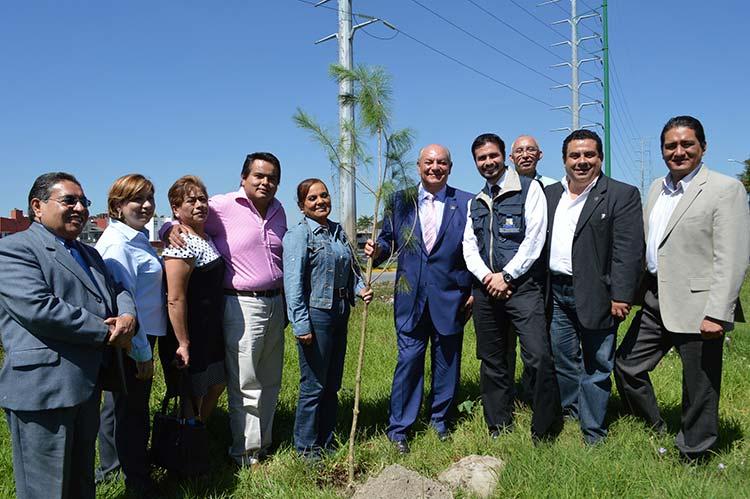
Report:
347,130,384,488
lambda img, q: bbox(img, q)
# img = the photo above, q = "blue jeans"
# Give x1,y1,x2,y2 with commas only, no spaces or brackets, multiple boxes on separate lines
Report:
550,280,616,444
293,297,349,454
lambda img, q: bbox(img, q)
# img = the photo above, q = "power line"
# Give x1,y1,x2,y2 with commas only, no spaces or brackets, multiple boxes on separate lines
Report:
293,0,556,108
407,0,566,87
464,0,569,63
507,0,568,41
395,28,555,107
609,53,640,138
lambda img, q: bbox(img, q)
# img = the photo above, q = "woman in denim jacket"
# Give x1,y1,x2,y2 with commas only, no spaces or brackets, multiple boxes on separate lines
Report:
283,178,373,461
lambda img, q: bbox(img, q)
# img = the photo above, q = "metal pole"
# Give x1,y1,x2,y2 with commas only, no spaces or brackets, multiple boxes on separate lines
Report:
338,0,356,241
640,138,646,199
602,0,611,176
571,0,579,130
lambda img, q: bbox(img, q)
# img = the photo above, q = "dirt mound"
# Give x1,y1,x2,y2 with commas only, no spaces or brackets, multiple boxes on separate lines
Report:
353,464,453,499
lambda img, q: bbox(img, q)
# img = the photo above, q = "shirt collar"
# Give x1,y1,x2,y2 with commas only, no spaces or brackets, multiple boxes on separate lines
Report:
486,169,508,192
233,188,281,218
418,183,447,202
306,216,330,233
562,174,599,196
110,219,149,241
663,163,702,195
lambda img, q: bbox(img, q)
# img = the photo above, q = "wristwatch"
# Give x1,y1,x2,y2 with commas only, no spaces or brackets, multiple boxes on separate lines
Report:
501,271,514,285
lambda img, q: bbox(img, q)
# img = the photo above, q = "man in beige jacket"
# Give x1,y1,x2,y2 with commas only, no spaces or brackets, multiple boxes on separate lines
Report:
615,115,750,460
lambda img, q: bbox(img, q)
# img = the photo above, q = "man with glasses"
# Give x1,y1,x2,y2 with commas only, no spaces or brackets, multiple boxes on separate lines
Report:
0,172,136,499
511,135,556,187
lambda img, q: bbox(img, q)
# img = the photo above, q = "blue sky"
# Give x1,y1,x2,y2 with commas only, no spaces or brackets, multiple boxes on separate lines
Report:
1,0,748,225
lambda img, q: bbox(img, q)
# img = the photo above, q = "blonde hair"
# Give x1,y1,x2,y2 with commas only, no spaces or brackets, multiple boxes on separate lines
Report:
107,174,154,219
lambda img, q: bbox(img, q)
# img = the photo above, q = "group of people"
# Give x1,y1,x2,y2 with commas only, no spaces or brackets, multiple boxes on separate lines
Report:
0,115,747,499
364,115,749,458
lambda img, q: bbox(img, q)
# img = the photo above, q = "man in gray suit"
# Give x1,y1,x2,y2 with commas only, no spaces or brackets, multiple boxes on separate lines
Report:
0,172,137,499
615,116,750,460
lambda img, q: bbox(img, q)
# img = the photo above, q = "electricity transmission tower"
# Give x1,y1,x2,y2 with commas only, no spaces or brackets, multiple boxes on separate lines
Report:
544,0,612,175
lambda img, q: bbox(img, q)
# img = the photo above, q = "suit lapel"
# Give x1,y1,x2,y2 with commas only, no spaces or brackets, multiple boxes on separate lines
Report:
31,223,104,299
574,175,607,237
644,181,661,235
546,183,564,236
660,166,708,244
433,186,458,252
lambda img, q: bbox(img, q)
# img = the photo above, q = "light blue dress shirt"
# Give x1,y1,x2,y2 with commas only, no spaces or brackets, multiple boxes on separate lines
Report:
96,220,167,362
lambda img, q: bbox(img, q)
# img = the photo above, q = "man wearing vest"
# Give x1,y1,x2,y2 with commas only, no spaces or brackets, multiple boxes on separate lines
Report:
463,133,563,441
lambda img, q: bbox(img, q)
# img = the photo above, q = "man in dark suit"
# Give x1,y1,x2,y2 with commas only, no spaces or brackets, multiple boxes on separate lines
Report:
462,133,562,441
545,129,644,444
0,172,136,499
365,144,473,453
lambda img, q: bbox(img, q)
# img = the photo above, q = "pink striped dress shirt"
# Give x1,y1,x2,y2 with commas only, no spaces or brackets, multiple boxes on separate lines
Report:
205,189,287,291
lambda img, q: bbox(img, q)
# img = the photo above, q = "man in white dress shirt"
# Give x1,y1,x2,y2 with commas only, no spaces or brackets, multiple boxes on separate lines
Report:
463,133,562,441
615,115,750,460
511,135,557,187
545,129,643,444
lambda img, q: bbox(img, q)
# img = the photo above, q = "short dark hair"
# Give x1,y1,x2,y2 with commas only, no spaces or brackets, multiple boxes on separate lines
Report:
27,172,81,222
296,178,328,209
471,133,506,158
241,152,281,183
660,115,706,149
562,129,603,160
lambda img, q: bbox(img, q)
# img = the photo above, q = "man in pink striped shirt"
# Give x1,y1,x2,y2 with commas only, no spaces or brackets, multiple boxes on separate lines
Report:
166,152,287,466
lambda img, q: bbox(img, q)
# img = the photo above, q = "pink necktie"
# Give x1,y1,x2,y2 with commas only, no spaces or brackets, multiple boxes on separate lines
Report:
423,193,436,253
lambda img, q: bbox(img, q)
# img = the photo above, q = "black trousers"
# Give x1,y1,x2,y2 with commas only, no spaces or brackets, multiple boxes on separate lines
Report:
614,277,724,456
472,278,562,438
98,335,159,489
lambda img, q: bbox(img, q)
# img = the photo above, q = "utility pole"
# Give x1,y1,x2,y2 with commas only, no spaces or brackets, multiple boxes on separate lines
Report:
602,0,611,175
314,1,394,242
635,138,651,201
547,0,602,135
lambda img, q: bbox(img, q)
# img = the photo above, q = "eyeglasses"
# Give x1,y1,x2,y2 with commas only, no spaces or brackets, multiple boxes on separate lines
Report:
513,147,539,154
49,195,92,208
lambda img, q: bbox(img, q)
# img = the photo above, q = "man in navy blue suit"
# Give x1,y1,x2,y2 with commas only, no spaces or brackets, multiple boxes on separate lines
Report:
365,144,473,453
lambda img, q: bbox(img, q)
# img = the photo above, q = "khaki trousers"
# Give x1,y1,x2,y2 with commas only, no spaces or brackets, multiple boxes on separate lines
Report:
223,294,285,461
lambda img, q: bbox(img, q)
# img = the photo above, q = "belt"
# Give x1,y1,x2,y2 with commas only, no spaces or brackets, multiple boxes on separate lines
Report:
224,288,283,298
334,288,349,298
550,273,573,285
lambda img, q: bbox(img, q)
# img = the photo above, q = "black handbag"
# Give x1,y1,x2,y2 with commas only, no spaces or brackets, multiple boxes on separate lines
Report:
150,374,209,475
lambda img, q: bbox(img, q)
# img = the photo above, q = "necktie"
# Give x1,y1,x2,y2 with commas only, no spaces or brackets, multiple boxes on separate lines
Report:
422,193,436,253
491,184,500,198
65,240,98,286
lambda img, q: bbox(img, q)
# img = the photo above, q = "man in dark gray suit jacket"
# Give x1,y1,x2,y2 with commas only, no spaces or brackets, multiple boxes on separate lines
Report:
545,130,644,444
0,172,136,499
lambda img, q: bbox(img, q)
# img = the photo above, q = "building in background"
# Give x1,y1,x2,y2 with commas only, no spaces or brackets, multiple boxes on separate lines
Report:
0,209,31,238
79,213,170,249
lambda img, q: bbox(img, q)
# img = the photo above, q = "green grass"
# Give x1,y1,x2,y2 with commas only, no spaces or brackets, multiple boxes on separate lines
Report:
2,278,750,498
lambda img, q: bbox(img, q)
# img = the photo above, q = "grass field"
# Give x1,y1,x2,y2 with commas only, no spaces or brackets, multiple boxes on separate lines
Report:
1,278,750,498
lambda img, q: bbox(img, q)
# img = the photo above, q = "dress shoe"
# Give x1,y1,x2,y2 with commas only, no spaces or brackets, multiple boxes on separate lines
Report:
392,439,410,454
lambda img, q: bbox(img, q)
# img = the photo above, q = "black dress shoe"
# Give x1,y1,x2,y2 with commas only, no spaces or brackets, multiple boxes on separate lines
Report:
393,439,410,454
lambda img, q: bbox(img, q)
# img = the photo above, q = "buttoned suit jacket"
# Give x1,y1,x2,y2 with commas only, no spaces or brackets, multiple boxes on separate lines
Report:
0,222,135,411
545,174,645,330
374,185,473,335
644,166,750,333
